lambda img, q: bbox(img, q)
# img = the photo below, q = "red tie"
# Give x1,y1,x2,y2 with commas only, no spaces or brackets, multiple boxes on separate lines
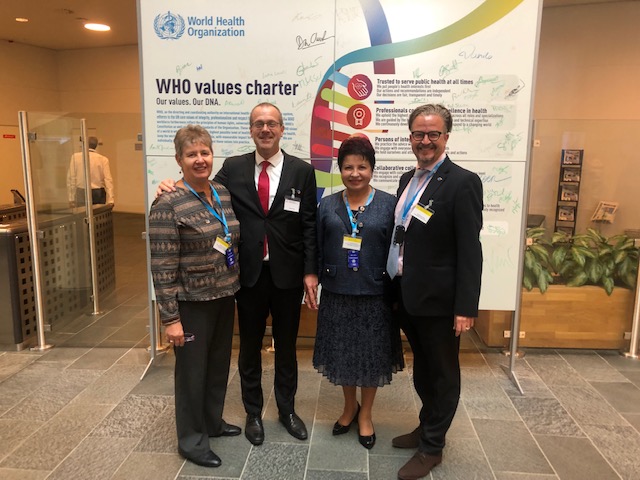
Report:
258,161,270,214
258,162,270,256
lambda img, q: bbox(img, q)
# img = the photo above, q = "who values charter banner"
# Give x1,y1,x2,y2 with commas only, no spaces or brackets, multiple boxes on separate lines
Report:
138,0,542,310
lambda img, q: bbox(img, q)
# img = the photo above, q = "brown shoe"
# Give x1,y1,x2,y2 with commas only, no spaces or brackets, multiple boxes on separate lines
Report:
397,451,442,480
392,426,421,448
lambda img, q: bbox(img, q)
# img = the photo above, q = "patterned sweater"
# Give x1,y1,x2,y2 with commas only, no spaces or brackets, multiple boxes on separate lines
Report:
149,183,240,325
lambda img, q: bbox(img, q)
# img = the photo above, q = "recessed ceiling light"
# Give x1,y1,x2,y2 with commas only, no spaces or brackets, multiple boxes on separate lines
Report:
15,18,29,23
84,23,111,32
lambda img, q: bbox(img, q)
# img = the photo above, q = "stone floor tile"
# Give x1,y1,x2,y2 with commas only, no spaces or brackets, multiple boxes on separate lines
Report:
582,423,640,480
432,436,494,479
46,436,138,480
68,347,131,370
473,418,553,475
73,364,145,405
550,384,628,427
622,413,640,433
590,381,640,414
111,452,184,480
369,454,412,480
511,397,584,436
236,442,308,480
536,434,620,480
90,393,171,438
306,470,367,480
0,403,113,470
0,468,49,480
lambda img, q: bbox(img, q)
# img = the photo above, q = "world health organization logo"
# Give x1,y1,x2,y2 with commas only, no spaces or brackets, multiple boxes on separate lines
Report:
154,11,185,40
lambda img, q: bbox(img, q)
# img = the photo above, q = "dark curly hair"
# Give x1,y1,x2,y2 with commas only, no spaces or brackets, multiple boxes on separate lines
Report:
337,135,376,170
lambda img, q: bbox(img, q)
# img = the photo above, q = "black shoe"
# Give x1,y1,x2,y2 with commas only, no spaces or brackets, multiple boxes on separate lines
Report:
278,412,308,440
245,414,264,446
178,448,221,468
332,403,360,436
358,430,376,449
210,421,241,438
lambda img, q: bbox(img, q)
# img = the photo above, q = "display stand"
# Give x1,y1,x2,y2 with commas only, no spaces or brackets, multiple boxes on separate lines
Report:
555,149,584,235
554,149,584,235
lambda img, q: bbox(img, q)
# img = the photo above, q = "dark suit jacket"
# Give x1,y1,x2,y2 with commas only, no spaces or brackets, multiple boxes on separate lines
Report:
317,189,396,296
214,151,317,290
398,157,483,318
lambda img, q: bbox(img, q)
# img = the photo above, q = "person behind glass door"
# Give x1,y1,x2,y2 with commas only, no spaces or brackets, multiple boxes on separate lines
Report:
67,136,114,206
313,134,404,450
149,125,242,468
388,104,483,480
156,103,319,446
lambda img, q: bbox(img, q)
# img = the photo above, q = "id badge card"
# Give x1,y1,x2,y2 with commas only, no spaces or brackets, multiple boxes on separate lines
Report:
213,236,231,255
284,197,301,213
347,250,360,270
225,248,236,267
342,235,362,251
411,204,435,224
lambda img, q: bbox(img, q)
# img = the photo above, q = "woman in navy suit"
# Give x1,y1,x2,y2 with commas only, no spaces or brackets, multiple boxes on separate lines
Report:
313,135,404,449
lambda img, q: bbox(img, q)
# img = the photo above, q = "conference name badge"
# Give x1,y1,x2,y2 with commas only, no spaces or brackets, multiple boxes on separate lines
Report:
411,204,434,224
213,236,231,255
342,235,362,251
284,197,301,213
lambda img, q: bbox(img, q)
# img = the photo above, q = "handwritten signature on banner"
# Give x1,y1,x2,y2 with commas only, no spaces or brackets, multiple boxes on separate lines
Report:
296,31,335,50
176,63,192,76
479,165,521,215
296,57,322,76
497,132,523,152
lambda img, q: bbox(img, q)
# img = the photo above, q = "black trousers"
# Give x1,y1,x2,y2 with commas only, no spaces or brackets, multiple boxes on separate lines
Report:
236,263,304,415
174,297,235,457
396,284,461,455
75,187,106,205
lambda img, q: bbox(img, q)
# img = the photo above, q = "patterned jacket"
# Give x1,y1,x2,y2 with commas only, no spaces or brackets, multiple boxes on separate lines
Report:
149,183,240,325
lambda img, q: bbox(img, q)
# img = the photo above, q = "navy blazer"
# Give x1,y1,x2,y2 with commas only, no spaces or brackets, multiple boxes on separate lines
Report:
214,151,317,289
317,189,396,296
398,157,483,318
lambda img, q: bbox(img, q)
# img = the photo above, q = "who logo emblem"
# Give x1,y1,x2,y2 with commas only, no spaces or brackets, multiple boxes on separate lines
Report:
154,11,185,40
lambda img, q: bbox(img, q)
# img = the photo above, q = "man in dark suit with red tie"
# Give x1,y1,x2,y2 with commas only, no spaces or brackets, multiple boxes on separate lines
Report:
213,103,318,446
387,104,483,480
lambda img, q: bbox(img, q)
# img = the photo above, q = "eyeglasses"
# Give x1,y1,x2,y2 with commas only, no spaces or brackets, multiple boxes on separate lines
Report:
251,121,282,130
410,131,443,142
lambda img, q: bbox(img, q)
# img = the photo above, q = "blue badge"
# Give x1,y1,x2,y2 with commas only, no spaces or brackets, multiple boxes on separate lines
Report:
347,250,360,270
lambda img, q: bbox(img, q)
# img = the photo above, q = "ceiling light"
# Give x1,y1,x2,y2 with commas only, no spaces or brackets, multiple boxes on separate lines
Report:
84,23,111,32
15,18,29,23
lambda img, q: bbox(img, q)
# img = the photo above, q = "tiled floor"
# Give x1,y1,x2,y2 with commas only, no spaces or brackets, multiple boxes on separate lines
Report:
0,214,639,480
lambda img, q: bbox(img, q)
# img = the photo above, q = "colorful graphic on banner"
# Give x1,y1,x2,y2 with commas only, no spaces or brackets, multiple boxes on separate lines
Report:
139,0,542,310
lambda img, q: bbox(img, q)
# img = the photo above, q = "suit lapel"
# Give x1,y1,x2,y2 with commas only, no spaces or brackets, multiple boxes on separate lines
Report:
274,152,294,205
243,153,263,214
419,156,450,204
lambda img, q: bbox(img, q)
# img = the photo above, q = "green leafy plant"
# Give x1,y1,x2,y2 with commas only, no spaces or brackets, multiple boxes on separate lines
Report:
523,227,638,295
523,227,553,292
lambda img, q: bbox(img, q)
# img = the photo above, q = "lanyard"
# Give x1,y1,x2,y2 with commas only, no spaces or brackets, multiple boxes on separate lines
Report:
343,188,375,236
183,179,230,240
400,160,444,222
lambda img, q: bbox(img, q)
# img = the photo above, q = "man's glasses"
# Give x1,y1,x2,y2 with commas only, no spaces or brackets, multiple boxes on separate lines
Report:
410,131,443,142
251,121,282,130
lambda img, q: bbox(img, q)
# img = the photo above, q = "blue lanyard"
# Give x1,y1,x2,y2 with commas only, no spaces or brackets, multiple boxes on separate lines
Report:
400,160,444,222
343,188,375,236
183,179,230,240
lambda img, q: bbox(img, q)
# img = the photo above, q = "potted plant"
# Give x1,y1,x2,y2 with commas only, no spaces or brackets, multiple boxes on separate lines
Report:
477,227,639,349
522,227,638,295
